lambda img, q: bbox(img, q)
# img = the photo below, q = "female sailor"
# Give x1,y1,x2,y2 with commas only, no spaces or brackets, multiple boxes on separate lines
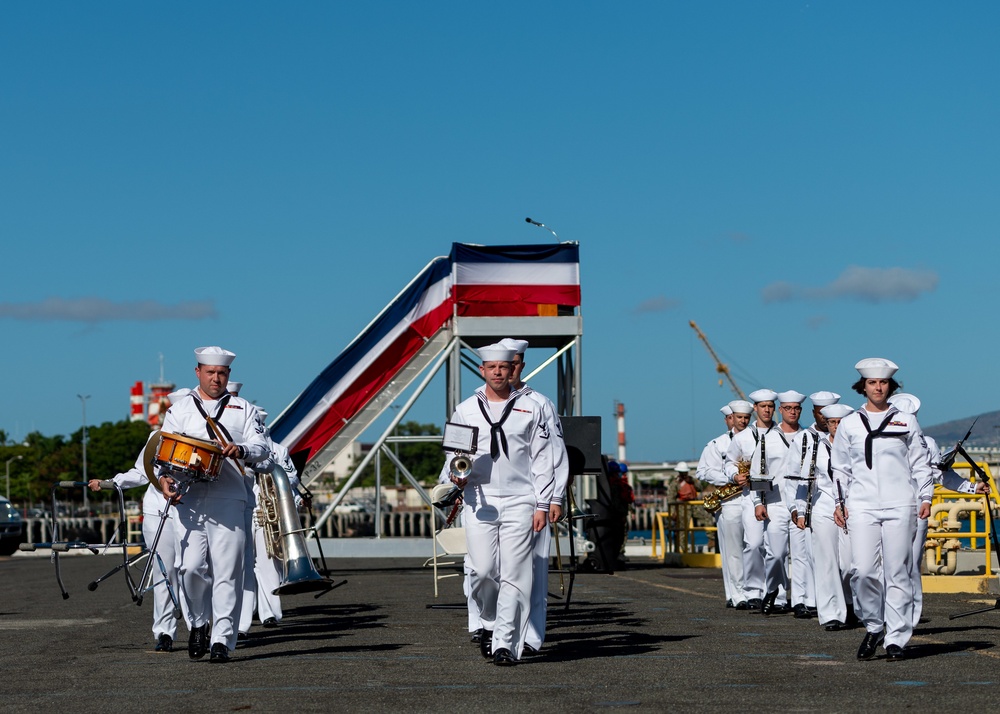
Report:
832,358,933,662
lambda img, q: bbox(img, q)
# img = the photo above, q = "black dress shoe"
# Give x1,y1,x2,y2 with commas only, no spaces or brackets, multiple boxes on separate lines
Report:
746,598,763,612
470,628,484,644
726,599,735,609
823,621,845,631
209,643,230,663
237,632,250,642
857,630,885,661
479,630,493,659
522,644,539,656
845,606,861,628
493,648,516,666
188,624,209,660
734,601,749,611
262,617,278,628
761,591,779,616
793,604,811,619
155,634,173,652
885,644,904,661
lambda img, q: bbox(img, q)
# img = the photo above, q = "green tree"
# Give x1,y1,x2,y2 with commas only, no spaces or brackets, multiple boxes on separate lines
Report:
356,421,443,488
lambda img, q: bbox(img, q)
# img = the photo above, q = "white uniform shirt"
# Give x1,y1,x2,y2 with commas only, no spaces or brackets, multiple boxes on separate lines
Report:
725,423,799,505
831,406,933,509
696,431,733,488
778,428,833,516
442,387,554,510
521,386,570,505
158,391,270,502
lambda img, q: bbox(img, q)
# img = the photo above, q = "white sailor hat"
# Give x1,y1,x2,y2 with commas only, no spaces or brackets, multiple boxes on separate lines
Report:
748,389,778,404
728,399,754,415
776,390,806,404
195,346,236,367
167,388,193,402
888,392,920,415
855,357,898,379
498,338,529,355
821,403,854,419
477,344,516,362
720,404,733,416
256,407,269,421
675,461,690,473
809,391,841,407
226,381,243,395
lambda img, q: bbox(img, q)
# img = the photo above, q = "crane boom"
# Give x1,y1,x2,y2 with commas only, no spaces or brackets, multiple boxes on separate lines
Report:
689,320,747,400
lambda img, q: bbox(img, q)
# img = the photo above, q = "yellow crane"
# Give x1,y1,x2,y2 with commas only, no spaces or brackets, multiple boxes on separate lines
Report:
689,320,747,401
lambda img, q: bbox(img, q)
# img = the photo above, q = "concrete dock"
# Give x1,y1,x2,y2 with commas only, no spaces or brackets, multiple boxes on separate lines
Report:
2,553,1000,712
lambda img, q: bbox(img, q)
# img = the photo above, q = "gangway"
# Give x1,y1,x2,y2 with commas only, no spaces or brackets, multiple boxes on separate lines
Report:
268,242,584,538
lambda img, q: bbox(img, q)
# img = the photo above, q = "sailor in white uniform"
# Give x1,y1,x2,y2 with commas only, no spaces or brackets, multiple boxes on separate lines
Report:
697,400,751,609
774,390,817,618
833,358,933,662
726,389,796,614
441,343,553,666
786,401,857,630
88,423,186,652
228,384,303,639
886,393,990,628
498,338,569,657
158,346,270,663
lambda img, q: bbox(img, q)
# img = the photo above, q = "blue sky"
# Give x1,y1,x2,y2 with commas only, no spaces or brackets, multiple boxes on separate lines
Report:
2,2,999,463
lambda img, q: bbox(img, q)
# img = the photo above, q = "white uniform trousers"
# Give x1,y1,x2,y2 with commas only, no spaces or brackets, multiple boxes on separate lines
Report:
910,516,929,627
810,501,853,626
740,494,766,600
238,518,284,632
789,523,816,607
524,523,551,650
716,501,746,605
850,506,917,648
239,504,256,634
463,560,484,632
464,493,535,658
762,499,791,605
173,495,246,651
142,508,181,639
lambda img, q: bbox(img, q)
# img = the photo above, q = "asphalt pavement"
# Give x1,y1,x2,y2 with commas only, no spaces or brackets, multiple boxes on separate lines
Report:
2,553,1000,712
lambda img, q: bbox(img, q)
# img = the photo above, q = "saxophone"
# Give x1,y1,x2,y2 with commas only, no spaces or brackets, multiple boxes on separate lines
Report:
704,458,751,514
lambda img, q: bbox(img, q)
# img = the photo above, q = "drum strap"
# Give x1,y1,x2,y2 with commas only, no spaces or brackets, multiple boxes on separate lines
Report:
193,394,234,442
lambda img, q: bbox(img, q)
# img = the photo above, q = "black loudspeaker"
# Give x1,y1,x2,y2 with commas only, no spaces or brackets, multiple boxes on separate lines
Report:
560,416,602,475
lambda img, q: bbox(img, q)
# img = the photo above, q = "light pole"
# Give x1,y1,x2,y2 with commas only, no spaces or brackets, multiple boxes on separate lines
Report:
5,455,22,501
78,394,91,513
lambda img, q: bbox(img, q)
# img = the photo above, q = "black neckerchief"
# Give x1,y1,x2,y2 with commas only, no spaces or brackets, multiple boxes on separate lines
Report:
857,407,900,469
476,391,520,460
192,393,233,442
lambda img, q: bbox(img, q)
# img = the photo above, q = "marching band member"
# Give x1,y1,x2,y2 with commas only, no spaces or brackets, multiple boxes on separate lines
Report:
158,346,270,663
697,400,751,609
227,380,302,639
771,390,813,619
886,393,990,628
786,402,857,630
441,343,553,666
726,389,792,614
88,422,187,652
833,358,933,662
499,338,569,657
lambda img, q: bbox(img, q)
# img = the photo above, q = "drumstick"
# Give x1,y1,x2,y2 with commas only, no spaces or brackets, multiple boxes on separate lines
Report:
204,415,247,476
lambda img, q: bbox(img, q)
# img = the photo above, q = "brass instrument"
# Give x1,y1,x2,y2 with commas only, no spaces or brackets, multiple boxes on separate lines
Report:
704,458,750,514
450,453,472,481
256,471,284,560
255,464,334,595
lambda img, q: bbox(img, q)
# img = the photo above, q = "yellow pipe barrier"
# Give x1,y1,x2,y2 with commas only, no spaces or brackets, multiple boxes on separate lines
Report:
651,500,719,566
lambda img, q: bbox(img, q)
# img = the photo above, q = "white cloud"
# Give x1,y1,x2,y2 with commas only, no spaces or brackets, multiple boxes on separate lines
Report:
0,297,217,323
633,295,681,314
762,266,939,304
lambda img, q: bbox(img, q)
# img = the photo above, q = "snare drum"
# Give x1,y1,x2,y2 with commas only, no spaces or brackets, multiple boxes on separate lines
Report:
155,432,225,482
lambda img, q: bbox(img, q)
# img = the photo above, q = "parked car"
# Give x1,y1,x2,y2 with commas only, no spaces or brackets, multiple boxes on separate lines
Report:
0,497,24,555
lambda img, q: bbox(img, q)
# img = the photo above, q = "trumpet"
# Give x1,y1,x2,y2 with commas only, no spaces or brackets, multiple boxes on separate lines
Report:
450,453,472,481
